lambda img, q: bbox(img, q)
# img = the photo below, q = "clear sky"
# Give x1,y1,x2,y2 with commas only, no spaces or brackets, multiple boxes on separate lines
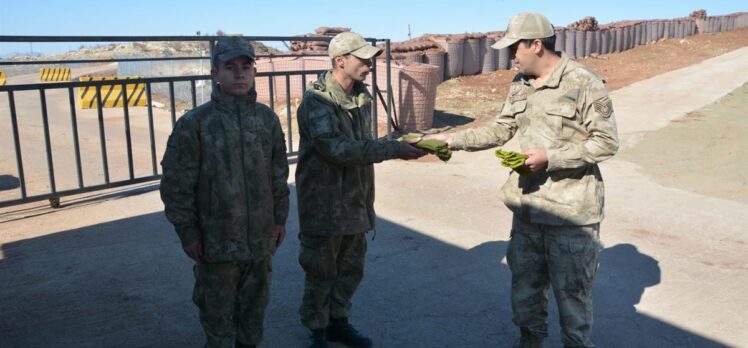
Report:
1,0,745,56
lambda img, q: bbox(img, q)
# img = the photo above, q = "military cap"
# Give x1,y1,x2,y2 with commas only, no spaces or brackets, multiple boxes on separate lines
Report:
492,12,555,50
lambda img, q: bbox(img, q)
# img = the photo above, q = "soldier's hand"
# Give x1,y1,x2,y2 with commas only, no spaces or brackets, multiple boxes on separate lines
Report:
523,148,548,172
183,241,203,261
424,133,453,147
272,225,286,255
397,141,427,160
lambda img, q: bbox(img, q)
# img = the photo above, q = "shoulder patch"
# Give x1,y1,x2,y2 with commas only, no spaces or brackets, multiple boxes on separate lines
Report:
593,96,613,118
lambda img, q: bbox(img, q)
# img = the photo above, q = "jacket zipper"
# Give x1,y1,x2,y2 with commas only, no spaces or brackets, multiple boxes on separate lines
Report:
236,104,252,254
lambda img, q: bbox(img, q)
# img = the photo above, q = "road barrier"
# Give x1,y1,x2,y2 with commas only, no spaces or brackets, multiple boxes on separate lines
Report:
40,67,71,81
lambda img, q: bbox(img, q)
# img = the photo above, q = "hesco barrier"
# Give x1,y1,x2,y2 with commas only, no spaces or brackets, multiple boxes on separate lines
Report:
369,61,439,131
390,12,747,81
391,62,439,130
481,37,496,73
566,29,577,59
497,46,511,70
254,56,326,105
585,31,595,57
423,48,445,84
445,38,464,79
462,37,481,76
397,51,424,64
575,30,586,58
555,29,566,53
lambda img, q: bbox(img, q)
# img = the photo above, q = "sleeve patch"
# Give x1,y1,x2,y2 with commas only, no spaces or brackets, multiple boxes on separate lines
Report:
593,96,613,118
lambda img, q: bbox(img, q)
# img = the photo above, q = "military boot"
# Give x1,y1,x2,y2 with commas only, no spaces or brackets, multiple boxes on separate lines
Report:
513,327,544,348
327,317,372,348
308,329,327,348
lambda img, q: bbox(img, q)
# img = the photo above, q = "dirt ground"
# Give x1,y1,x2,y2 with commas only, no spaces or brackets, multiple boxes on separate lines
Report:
617,82,748,204
434,27,748,129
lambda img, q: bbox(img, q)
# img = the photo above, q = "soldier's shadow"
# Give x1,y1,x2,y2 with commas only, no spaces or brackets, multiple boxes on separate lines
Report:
358,220,514,347
590,243,728,347
324,219,731,347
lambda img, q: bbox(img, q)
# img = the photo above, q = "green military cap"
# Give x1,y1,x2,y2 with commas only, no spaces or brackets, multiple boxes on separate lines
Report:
492,12,555,50
328,32,382,59
214,36,256,62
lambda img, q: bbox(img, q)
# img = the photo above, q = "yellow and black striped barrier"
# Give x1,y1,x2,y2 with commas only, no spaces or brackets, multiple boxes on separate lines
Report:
40,67,72,81
0,71,6,85
78,76,147,109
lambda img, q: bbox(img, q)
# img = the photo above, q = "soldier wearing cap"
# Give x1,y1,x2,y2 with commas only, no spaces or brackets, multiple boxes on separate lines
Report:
426,12,619,347
295,31,426,348
160,36,290,348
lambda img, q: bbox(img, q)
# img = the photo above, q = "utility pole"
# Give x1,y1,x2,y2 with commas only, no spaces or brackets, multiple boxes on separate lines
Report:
408,24,412,40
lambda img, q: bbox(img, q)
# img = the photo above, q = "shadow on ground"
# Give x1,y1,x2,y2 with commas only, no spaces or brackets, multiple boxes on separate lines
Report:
0,174,20,191
0,190,728,347
432,110,476,129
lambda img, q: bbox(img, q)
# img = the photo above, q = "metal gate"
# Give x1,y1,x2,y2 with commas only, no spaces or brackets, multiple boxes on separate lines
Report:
0,35,394,208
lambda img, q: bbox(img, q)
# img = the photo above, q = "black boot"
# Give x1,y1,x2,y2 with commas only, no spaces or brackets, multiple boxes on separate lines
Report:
327,317,372,348
513,327,544,348
308,328,327,348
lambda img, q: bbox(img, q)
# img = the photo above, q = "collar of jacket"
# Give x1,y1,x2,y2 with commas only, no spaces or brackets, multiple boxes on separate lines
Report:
211,85,258,107
520,51,570,89
310,70,372,110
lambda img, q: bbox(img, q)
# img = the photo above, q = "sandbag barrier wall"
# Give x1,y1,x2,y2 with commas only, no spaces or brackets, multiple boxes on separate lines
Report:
397,12,748,84
248,12,747,132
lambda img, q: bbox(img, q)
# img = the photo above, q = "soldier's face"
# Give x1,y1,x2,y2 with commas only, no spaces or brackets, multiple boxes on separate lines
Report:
212,56,256,96
340,54,373,81
510,40,540,75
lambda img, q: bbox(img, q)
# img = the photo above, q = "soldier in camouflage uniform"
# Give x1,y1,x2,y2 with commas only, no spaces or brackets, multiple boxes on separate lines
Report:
160,36,290,348
295,31,426,348
426,12,619,348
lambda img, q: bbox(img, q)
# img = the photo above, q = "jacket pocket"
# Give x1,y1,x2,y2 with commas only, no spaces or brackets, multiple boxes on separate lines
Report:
544,102,578,139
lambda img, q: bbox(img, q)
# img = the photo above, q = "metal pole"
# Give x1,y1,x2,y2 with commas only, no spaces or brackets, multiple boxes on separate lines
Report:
268,76,275,111
385,39,392,139
209,40,217,92
121,82,135,180
95,85,110,184
39,89,56,194
285,75,292,152
8,91,27,199
370,38,379,139
68,87,84,188
146,82,158,175
190,80,197,108
169,81,176,127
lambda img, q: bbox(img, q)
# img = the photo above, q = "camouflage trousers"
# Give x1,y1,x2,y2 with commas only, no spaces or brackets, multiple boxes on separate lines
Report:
193,258,272,348
298,232,367,329
506,217,602,348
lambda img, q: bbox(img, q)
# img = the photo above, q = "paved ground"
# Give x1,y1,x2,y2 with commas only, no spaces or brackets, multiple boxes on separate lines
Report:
1,47,748,347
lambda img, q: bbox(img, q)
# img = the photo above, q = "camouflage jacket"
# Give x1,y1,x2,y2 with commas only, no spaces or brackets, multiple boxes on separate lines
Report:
295,71,400,236
452,53,619,226
160,88,290,262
